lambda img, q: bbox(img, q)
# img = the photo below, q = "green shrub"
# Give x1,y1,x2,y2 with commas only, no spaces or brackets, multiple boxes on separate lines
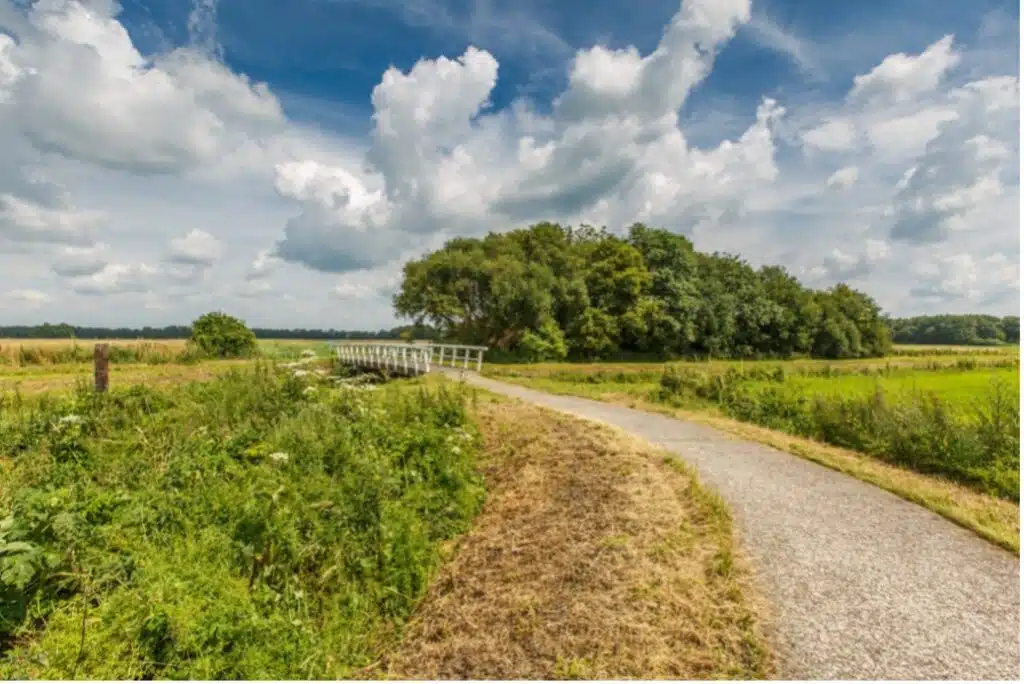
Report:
518,320,569,362
188,312,258,359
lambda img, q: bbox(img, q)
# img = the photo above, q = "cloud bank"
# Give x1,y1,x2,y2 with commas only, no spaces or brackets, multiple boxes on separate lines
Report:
0,0,1018,327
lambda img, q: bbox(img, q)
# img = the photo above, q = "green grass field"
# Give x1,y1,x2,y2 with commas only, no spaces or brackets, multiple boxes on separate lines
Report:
743,367,1019,409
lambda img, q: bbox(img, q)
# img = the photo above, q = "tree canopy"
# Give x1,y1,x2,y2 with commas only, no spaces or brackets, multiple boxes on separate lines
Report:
394,222,894,360
189,312,259,358
888,315,1020,346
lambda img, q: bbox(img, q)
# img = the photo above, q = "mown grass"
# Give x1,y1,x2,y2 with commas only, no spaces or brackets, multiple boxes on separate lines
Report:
0,365,484,679
381,392,773,679
483,360,1021,553
743,366,1018,407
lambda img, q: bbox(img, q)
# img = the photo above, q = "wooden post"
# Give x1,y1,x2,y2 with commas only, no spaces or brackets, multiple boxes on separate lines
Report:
94,343,110,393
476,349,483,373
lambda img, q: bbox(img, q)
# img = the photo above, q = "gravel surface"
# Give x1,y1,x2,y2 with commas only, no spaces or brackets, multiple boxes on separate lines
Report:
459,372,1021,680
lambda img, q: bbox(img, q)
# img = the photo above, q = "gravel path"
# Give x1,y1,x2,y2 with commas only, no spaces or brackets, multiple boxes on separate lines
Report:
459,372,1021,680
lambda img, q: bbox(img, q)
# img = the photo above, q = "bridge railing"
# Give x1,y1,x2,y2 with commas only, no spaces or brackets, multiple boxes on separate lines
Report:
329,341,489,375
332,343,433,375
426,343,488,373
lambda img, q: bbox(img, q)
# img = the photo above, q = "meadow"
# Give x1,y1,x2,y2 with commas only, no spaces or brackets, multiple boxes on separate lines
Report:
0,365,486,678
0,350,770,678
483,345,1021,551
0,339,335,367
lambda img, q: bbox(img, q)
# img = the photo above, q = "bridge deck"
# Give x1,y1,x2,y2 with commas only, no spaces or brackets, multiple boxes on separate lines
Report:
330,341,488,376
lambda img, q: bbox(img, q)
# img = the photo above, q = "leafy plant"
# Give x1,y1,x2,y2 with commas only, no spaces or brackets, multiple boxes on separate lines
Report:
0,368,484,678
188,312,258,359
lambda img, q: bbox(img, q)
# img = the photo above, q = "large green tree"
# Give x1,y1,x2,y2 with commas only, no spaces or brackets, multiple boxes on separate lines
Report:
393,222,895,360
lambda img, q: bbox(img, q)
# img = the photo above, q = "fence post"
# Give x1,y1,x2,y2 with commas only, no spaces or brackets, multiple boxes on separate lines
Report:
94,343,110,393
476,348,483,373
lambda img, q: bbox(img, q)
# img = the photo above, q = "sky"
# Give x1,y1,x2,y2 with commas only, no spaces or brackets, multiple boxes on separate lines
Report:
0,0,1019,330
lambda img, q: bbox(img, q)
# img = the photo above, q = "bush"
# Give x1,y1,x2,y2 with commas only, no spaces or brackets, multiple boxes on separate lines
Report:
189,312,258,359
518,320,569,362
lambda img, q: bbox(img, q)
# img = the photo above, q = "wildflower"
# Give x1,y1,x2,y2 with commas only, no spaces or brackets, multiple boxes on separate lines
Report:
300,349,317,358
58,414,82,425
302,386,317,395
269,452,289,463
293,369,310,378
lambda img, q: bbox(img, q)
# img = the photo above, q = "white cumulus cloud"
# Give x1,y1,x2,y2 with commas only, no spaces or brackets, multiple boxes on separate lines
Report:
0,0,1017,324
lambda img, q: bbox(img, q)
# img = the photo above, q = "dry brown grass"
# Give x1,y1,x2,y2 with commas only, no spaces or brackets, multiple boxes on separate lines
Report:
0,338,190,366
380,393,775,680
0,360,251,394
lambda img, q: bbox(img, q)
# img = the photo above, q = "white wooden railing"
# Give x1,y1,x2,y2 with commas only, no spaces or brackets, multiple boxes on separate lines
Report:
330,342,488,376
427,343,488,373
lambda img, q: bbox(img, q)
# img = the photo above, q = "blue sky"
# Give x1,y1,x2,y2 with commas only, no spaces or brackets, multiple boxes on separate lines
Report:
0,0,1019,328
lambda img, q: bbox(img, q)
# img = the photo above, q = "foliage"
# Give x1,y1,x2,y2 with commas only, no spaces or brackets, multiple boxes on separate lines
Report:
0,368,483,678
518,319,569,362
394,222,892,361
657,366,1020,500
889,315,1020,346
188,312,258,359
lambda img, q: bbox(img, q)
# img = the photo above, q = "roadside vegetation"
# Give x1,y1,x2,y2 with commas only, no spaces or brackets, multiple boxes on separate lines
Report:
382,392,773,679
656,365,1019,501
1,356,773,678
0,367,483,678
484,349,1020,553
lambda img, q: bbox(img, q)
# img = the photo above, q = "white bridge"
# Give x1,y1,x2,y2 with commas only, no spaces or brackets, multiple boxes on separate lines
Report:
330,342,488,377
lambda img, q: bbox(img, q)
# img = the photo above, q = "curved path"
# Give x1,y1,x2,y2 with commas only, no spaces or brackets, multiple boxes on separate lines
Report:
457,372,1020,680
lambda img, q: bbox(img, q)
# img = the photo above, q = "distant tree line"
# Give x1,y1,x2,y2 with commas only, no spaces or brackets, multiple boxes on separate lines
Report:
888,315,1019,346
394,222,894,361
0,322,440,341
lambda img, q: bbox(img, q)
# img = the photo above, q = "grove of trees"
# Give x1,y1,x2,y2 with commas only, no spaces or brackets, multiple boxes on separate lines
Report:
888,315,1020,346
394,222,894,360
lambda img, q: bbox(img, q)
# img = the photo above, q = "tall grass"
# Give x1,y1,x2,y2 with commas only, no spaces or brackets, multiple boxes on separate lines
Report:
0,340,201,366
658,367,1020,501
0,366,483,678
0,339,333,367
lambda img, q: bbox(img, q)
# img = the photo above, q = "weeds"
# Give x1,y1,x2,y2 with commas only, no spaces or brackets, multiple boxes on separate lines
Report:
658,367,1020,500
0,366,483,678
